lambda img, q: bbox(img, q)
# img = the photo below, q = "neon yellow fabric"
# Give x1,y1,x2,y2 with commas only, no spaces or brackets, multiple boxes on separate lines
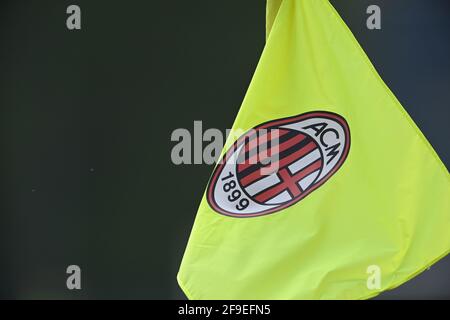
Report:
266,0,282,39
178,0,450,299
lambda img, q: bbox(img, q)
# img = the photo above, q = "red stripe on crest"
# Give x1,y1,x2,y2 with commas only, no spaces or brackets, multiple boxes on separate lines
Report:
238,133,307,172
240,141,318,187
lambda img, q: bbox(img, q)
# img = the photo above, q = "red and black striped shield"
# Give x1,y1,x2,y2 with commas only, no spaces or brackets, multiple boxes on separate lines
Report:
207,111,350,217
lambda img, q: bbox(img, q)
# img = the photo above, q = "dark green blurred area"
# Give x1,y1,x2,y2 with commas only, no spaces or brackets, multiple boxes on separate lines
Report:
0,0,449,299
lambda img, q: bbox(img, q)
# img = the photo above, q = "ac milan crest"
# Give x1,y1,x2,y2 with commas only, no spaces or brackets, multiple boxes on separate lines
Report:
207,111,351,217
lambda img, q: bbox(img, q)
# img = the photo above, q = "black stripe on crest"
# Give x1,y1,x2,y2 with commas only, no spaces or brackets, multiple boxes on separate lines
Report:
237,135,313,179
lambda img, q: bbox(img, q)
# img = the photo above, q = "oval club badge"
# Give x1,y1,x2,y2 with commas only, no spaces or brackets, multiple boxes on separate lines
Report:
207,111,351,217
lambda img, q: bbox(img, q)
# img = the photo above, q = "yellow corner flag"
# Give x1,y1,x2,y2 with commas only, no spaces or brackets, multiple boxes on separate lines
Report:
178,0,450,299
